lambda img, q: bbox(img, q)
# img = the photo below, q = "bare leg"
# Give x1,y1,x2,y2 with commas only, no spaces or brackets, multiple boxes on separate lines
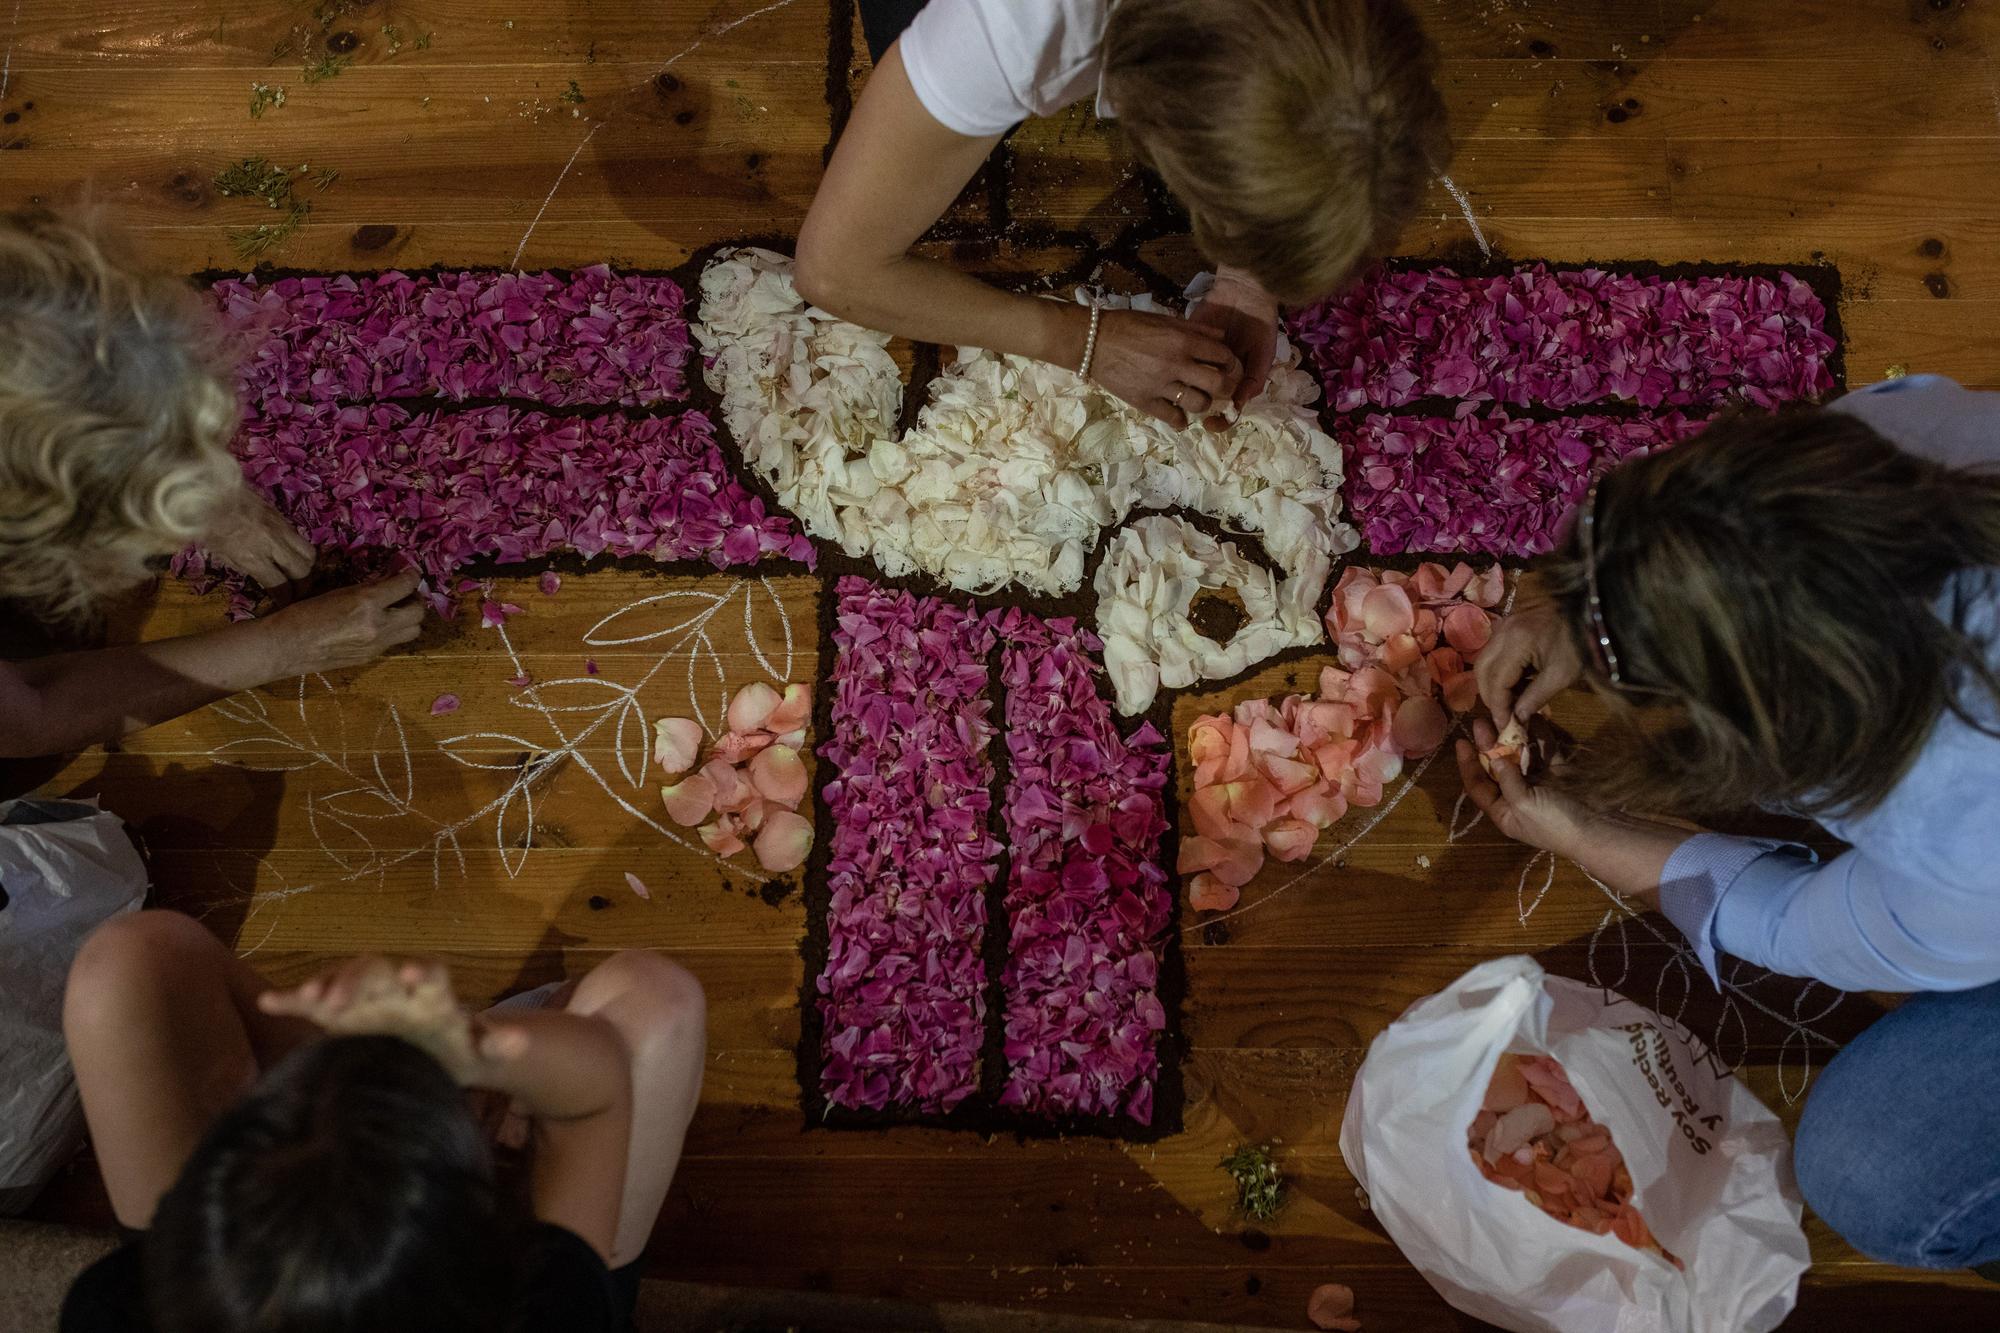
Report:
560,951,707,1268
61,910,317,1228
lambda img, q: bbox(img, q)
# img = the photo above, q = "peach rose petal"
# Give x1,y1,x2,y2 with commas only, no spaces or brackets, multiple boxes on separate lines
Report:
750,744,809,806
767,682,812,735
1190,716,1233,786
1187,873,1240,913
1248,719,1300,759
1307,1283,1360,1332
1286,787,1349,830
702,758,756,815
1258,753,1322,797
699,818,747,857
1221,777,1280,828
710,729,775,764
1390,696,1449,757
1482,1055,1530,1112
652,716,705,776
1380,633,1424,673
660,773,717,827
725,681,782,734
1360,582,1416,640
1189,786,1237,841
1443,603,1494,655
1442,670,1481,715
1264,818,1319,862
753,809,814,872
735,796,769,835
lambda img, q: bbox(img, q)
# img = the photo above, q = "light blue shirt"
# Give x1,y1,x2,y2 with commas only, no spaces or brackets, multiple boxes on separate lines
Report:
1658,375,2000,993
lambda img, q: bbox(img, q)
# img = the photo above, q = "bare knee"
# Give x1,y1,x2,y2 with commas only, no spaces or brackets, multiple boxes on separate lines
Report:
574,950,707,1056
64,910,215,1036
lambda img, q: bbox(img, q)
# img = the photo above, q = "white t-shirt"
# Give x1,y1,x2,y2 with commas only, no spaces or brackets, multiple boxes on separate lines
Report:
899,0,1117,138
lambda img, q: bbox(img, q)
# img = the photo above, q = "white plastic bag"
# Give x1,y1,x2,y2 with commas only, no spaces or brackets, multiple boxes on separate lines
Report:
1340,956,1809,1333
0,798,148,1213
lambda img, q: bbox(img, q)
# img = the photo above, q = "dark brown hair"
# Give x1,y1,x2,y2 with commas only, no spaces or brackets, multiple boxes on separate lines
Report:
1102,0,1450,306
144,1036,513,1333
1542,405,2000,818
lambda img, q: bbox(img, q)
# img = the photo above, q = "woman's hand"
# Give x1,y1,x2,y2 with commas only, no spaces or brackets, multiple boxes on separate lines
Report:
1476,587,1581,731
1454,717,1597,859
202,490,316,590
258,956,527,1087
1187,267,1279,421
258,570,426,674
1090,308,1244,430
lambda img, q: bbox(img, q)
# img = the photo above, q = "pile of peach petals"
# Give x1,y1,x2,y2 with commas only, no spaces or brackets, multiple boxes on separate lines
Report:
654,682,814,873
1470,1053,1682,1267
1179,563,1504,911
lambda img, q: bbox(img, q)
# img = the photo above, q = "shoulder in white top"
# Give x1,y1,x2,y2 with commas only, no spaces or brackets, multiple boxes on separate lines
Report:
898,0,1115,138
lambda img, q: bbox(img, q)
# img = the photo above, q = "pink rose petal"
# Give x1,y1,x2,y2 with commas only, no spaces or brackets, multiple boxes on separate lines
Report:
539,570,562,596
430,693,460,716
623,871,651,901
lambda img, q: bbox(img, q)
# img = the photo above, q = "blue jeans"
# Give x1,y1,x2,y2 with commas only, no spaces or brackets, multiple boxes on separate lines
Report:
1794,980,2000,1268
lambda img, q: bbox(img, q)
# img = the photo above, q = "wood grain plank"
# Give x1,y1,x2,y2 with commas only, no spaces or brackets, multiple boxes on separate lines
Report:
4,0,838,70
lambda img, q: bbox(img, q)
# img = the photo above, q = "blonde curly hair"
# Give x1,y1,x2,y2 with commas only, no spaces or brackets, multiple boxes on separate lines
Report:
0,209,243,624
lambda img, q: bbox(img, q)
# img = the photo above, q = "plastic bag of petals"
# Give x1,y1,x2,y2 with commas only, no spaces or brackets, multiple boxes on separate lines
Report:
1340,957,1809,1333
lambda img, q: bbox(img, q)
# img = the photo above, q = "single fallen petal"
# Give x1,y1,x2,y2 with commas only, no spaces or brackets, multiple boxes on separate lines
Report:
430,692,461,716
653,716,705,775
661,772,717,827
750,744,809,806
539,570,563,596
623,871,651,901
754,808,814,872
1307,1283,1360,1332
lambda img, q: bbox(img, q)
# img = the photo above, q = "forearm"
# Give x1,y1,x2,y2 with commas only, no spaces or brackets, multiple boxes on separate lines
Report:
476,1010,631,1121
3,622,288,756
1554,810,1695,912
801,246,1088,369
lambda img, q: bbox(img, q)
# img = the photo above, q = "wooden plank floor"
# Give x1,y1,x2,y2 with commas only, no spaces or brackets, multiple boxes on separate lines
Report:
8,1,2000,1327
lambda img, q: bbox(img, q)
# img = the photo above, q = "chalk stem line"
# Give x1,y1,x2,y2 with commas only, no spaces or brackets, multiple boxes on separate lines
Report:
1,0,23,101
660,0,803,73
1437,173,1492,259
512,122,604,270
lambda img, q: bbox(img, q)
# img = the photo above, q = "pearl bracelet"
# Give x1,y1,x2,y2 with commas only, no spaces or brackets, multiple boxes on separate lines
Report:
1077,302,1102,382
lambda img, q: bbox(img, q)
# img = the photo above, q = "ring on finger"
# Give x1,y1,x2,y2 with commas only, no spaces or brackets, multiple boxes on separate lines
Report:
1172,387,1186,407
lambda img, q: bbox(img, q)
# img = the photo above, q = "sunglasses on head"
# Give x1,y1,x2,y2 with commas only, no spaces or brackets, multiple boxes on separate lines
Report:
1573,478,1674,699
